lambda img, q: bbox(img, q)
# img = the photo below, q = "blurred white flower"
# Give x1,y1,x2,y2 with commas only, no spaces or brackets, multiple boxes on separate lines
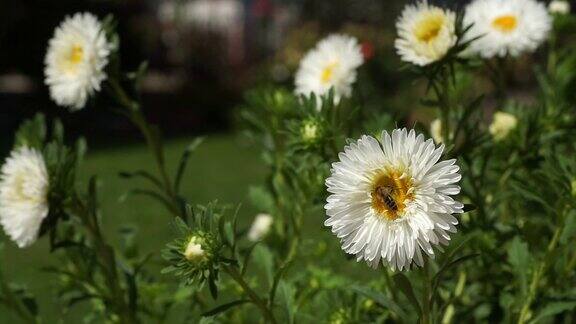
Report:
184,236,206,261
489,112,517,141
0,147,49,248
395,1,457,66
464,0,551,58
44,12,113,111
549,0,570,14
430,118,443,144
295,34,364,104
325,129,463,270
248,213,273,241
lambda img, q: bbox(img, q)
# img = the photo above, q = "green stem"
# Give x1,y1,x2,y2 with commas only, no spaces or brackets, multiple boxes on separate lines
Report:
224,265,278,324
421,261,432,324
0,269,38,324
71,196,138,323
517,224,563,324
107,78,180,217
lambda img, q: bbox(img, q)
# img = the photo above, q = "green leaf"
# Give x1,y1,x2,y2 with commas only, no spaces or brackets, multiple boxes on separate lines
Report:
529,301,576,324
202,299,250,317
507,236,532,295
269,261,292,308
392,273,421,315
463,204,476,213
174,137,204,193
253,245,274,288
248,186,275,213
560,211,576,244
351,285,406,318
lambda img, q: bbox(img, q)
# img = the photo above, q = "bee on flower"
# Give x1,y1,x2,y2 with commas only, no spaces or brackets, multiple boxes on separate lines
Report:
325,129,463,270
295,34,364,105
463,0,552,58
395,1,457,66
44,12,114,110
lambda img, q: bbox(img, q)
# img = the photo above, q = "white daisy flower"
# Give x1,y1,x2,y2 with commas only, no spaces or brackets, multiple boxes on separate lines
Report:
325,128,463,270
464,0,551,58
295,34,364,104
489,111,517,141
549,0,570,15
248,213,273,242
0,147,49,248
44,12,113,111
395,1,457,66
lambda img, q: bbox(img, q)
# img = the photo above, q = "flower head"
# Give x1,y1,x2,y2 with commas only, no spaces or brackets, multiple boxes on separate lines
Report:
0,147,49,248
184,236,206,261
295,34,364,104
463,0,551,58
549,0,570,14
325,129,463,270
248,213,273,241
395,1,457,66
489,111,517,141
45,12,113,110
430,118,443,144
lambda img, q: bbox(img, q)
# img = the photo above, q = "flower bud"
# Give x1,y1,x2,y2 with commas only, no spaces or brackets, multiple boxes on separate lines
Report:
489,112,517,141
184,236,205,261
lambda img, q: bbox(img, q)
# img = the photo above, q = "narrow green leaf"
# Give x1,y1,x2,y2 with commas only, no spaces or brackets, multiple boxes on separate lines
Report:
202,299,250,317
392,273,421,315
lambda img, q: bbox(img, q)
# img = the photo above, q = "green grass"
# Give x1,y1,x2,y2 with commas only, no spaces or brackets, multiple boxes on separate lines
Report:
0,133,267,322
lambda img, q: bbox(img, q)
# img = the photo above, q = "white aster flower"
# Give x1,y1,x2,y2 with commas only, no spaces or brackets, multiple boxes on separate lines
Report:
489,111,517,141
549,0,570,14
295,34,364,104
0,147,49,248
430,118,443,144
248,213,274,241
463,0,551,58
395,1,457,66
325,128,463,270
44,12,113,111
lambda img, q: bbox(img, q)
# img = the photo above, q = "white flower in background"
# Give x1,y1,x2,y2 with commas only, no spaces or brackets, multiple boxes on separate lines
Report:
549,0,570,14
325,128,463,270
248,213,273,241
45,12,113,111
430,118,443,144
489,111,517,141
295,34,364,104
184,236,206,261
464,0,551,58
0,147,49,248
395,1,457,66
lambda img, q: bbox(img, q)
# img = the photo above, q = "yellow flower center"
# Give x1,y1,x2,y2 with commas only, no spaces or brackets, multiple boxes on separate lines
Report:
492,15,518,33
371,169,414,221
59,44,85,74
320,62,339,84
69,45,84,64
414,12,445,43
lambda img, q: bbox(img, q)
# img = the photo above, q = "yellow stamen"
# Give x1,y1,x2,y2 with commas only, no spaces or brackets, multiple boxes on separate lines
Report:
492,15,518,33
414,13,445,43
371,169,414,221
320,62,339,84
69,45,84,64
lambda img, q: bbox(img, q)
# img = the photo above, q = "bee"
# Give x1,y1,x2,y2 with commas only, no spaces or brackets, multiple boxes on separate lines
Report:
375,186,398,211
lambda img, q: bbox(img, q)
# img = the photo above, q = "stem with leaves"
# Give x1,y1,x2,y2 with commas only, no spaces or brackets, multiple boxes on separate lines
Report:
69,189,138,324
106,77,181,217
517,223,564,324
223,265,278,324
